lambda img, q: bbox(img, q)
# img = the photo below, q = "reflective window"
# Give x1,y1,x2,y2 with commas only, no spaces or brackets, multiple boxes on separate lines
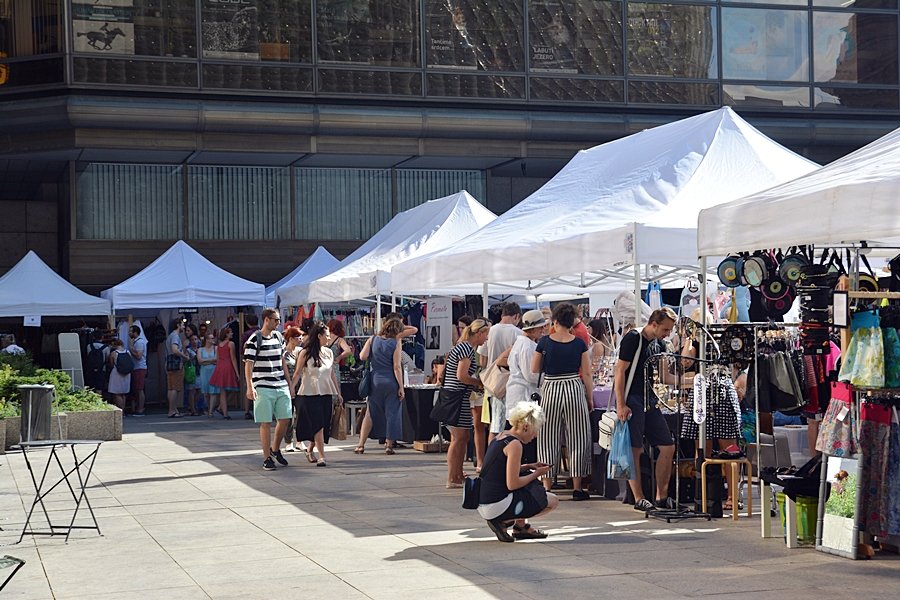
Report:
73,57,198,87
189,167,291,240
528,1,623,76
722,8,808,82
628,80,718,104
0,0,61,57
133,0,197,58
425,0,525,72
296,168,392,240
426,73,525,98
814,11,897,85
76,163,183,240
318,68,422,95
627,4,717,78
317,0,419,67
530,77,624,102
203,64,312,92
815,86,899,110
258,0,313,63
0,57,63,88
724,84,810,107
814,0,897,8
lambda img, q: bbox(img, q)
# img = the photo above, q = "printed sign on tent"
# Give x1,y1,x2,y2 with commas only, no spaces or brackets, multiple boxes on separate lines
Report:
424,297,452,374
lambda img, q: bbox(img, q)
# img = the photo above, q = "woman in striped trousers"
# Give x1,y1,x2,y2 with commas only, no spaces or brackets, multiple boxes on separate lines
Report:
531,303,594,501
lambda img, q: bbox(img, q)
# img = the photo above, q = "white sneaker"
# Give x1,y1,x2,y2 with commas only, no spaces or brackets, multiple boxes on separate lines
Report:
285,442,297,453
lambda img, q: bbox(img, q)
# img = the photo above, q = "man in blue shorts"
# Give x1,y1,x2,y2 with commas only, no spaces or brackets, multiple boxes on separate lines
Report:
244,308,294,471
614,307,677,511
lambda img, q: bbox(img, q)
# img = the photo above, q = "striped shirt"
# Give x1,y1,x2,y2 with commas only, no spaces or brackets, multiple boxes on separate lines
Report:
243,330,287,389
444,342,477,393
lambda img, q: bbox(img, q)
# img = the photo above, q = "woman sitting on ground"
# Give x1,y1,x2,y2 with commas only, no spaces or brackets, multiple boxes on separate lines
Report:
478,401,559,542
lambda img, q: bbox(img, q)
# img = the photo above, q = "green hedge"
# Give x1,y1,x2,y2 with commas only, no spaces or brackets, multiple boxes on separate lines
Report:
0,355,111,418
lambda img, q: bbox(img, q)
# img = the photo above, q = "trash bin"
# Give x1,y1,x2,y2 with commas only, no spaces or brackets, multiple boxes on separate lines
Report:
776,490,818,545
18,384,54,442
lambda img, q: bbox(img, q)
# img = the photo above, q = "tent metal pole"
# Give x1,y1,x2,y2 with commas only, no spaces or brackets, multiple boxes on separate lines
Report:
699,257,707,460
634,267,642,327
376,297,382,335
482,283,489,318
391,293,396,312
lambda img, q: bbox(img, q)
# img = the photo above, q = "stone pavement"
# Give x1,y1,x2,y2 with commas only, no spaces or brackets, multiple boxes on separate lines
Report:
1,416,897,599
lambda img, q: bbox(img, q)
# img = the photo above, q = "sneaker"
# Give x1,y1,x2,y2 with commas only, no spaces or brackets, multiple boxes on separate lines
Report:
263,457,277,471
271,448,288,467
572,490,590,501
285,442,297,453
634,498,654,511
655,497,677,510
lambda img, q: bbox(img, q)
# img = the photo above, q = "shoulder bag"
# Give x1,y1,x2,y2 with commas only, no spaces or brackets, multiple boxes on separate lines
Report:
429,345,468,424
462,437,514,510
598,330,643,450
481,360,510,399
357,337,374,398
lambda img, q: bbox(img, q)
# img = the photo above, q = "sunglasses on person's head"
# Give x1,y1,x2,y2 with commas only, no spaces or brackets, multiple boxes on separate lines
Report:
471,320,489,333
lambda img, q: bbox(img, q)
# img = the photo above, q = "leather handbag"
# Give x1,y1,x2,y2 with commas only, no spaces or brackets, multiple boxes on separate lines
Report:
430,388,465,424
357,362,373,398
481,361,510,399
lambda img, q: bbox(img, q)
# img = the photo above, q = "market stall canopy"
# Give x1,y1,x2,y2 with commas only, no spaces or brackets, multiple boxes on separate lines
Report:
698,123,900,256
101,240,266,311
278,190,496,305
266,246,340,306
0,251,110,317
390,107,819,295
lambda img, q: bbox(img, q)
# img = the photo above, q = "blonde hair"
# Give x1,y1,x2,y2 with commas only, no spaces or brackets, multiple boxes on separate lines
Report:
459,318,489,343
507,401,545,431
648,307,678,325
688,307,714,325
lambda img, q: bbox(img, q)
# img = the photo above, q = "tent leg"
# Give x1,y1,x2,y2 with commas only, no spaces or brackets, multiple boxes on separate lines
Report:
699,256,707,459
376,297,382,335
391,293,396,312
634,266,642,327
482,283,489,319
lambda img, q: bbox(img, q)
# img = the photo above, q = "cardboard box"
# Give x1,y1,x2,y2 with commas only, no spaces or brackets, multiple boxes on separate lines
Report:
413,440,449,453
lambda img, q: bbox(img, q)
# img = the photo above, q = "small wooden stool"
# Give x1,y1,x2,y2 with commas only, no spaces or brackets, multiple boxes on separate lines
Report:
701,458,753,521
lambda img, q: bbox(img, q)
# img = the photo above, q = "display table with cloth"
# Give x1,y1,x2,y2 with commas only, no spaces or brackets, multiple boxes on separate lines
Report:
592,387,613,410
15,440,103,543
403,385,440,441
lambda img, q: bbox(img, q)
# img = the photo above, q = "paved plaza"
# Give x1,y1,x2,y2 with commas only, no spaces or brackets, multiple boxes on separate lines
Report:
1,417,897,599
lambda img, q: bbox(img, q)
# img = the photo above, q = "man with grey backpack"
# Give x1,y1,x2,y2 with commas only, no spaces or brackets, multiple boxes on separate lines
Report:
614,307,678,511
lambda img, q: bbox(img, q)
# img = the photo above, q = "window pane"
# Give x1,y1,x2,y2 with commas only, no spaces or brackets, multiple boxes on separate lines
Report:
627,4,717,78
73,57,198,87
395,170,485,212
628,80,718,104
74,0,134,54
724,84,810,107
296,168,391,241
815,87,899,110
815,0,896,7
0,56,63,89
528,1,623,76
134,0,196,58
259,0,313,63
426,73,525,98
722,8,809,82
425,0,525,72
76,163,182,240
318,68,422,95
189,167,291,240
814,12,897,85
317,1,419,67
530,77,624,102
0,0,61,58
203,63,313,92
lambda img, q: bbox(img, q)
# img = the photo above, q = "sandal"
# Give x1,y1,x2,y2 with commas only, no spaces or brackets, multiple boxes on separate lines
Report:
384,447,395,455
306,449,317,463
486,518,515,543
446,482,463,489
168,412,183,418
316,459,327,467
512,523,548,540
354,447,365,454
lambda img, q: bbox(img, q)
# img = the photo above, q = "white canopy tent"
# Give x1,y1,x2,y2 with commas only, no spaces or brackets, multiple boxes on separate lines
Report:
277,190,497,306
698,124,900,257
266,246,340,306
390,108,820,318
0,251,110,317
102,240,266,311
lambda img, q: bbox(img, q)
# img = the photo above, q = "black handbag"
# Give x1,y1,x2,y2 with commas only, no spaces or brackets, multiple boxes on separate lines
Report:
358,362,373,398
430,388,465,424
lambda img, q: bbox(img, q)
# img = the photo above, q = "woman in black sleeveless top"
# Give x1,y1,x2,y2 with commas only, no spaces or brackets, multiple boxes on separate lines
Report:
477,401,559,542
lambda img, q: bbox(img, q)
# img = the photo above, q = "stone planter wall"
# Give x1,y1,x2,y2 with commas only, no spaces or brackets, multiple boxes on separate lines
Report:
0,420,5,454
65,408,122,442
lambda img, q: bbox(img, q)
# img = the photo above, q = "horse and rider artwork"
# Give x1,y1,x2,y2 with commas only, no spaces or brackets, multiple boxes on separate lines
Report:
76,23,127,51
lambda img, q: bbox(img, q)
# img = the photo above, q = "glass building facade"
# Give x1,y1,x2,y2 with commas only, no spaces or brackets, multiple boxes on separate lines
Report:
1,0,897,110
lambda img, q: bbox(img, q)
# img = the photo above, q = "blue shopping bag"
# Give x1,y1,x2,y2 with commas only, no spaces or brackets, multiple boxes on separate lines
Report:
607,419,635,480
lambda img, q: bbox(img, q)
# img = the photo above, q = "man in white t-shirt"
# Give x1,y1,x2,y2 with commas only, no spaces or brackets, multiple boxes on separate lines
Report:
479,302,523,443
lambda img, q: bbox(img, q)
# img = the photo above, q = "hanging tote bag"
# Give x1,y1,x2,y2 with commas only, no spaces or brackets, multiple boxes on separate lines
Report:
599,331,643,450
481,361,510,399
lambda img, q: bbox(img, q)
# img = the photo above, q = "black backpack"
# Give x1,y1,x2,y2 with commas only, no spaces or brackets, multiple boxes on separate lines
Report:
86,343,107,375
115,350,135,375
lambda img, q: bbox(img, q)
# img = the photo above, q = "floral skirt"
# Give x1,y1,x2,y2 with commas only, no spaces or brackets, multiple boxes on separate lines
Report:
816,394,857,457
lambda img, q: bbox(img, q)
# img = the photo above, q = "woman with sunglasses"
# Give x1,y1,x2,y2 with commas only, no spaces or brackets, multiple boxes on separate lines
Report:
443,319,490,488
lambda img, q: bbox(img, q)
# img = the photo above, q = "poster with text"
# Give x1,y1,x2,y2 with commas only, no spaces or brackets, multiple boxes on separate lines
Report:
529,0,578,73
424,297,452,375
425,1,478,69
202,0,259,60
73,1,134,54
